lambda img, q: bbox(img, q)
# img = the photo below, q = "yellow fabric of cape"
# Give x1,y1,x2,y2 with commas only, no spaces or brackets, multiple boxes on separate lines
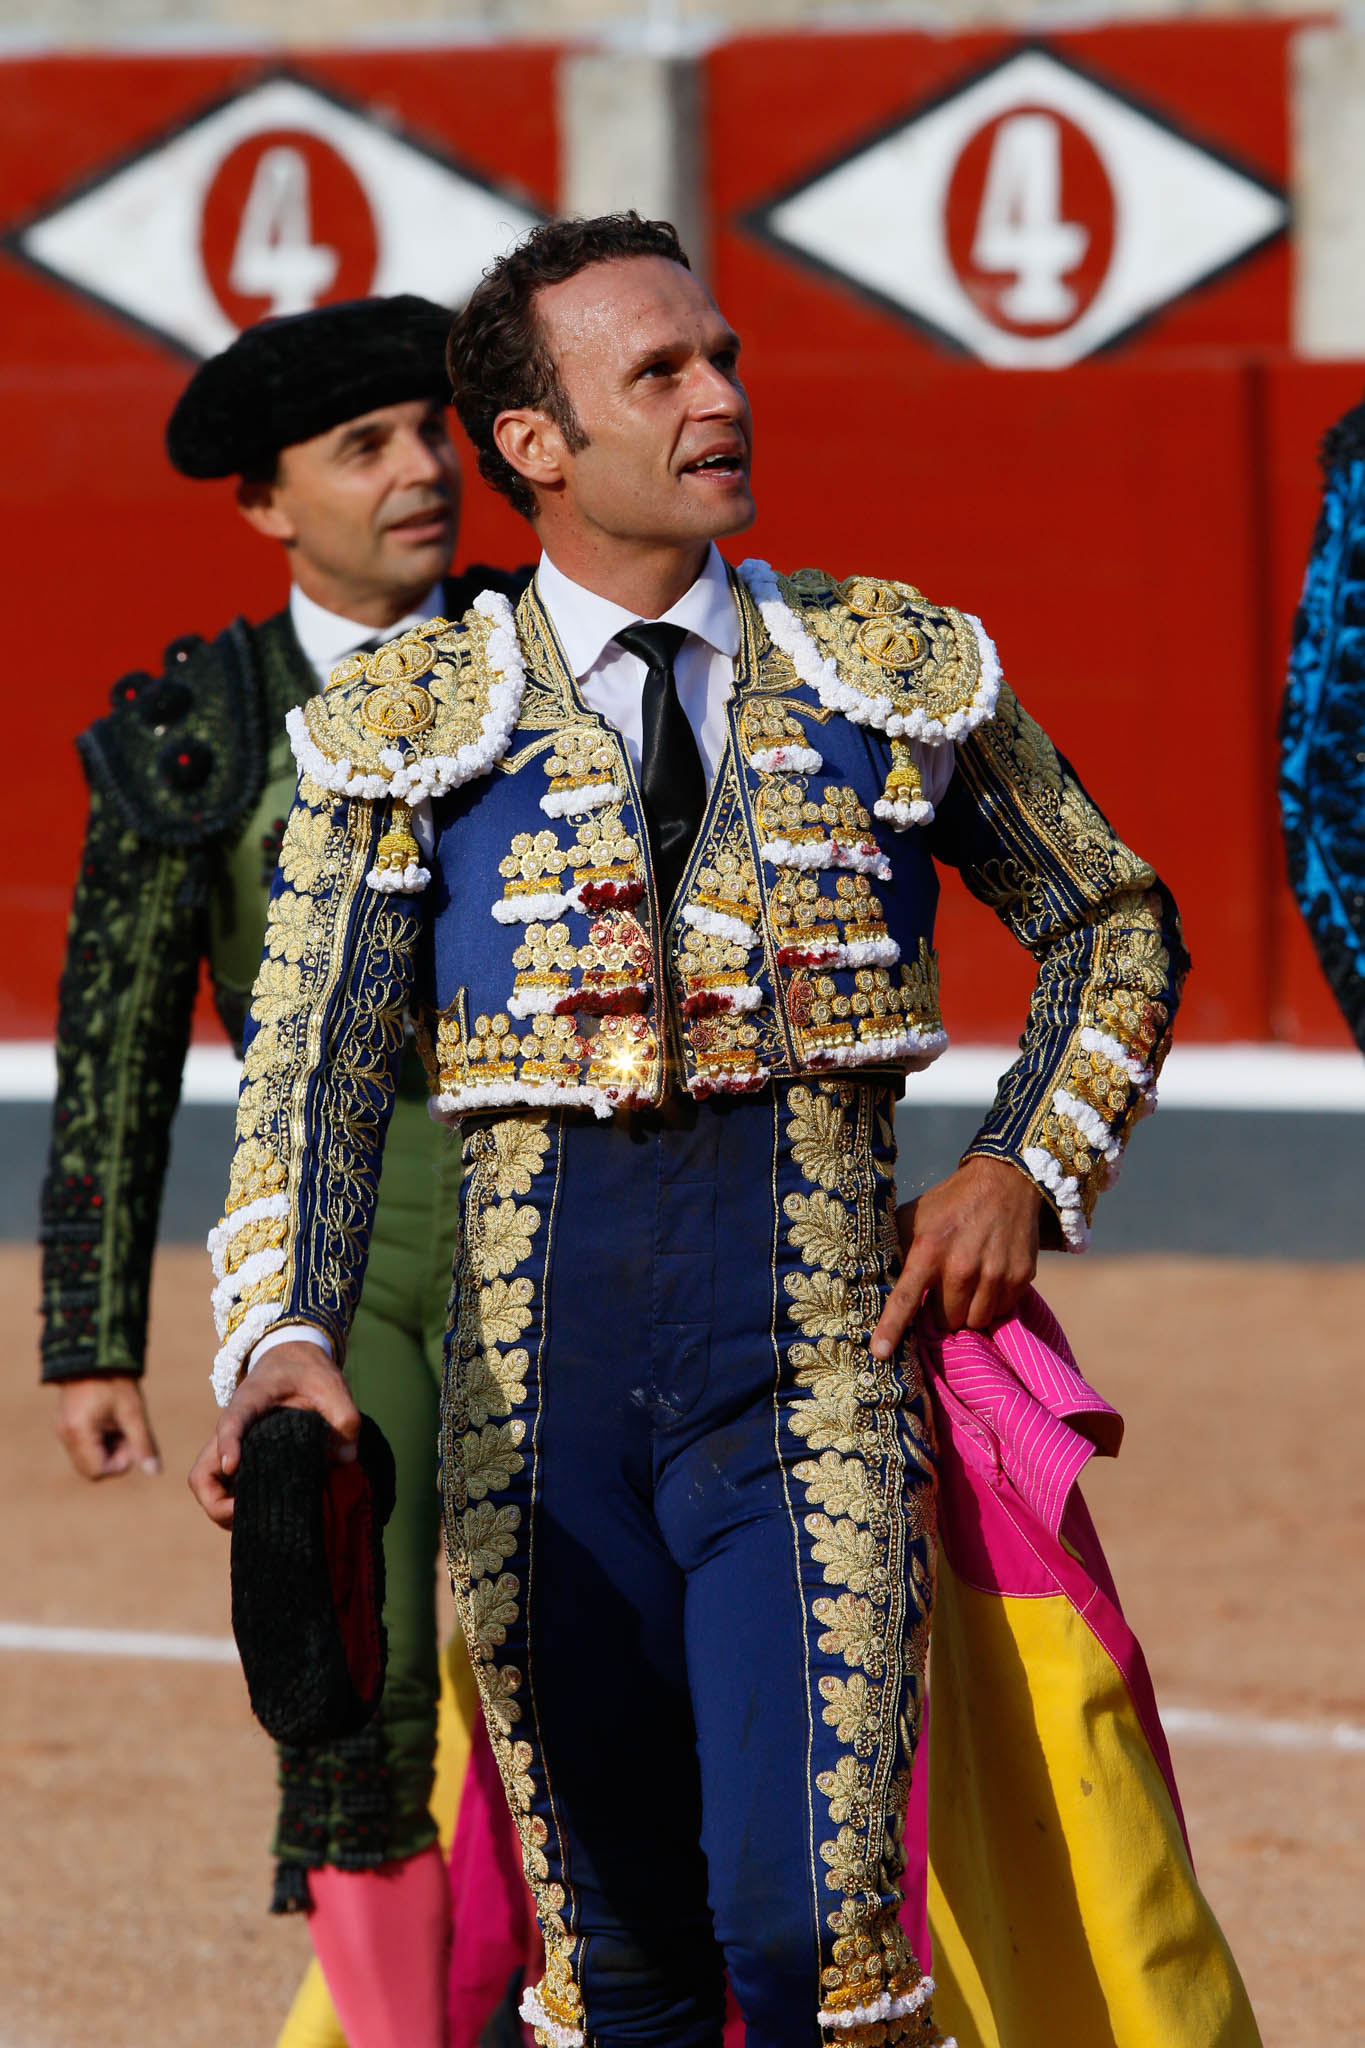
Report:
927,1556,1261,2048
275,1632,481,2048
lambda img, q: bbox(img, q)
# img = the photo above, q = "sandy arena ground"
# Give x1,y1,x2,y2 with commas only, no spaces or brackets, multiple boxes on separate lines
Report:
2,1245,1362,2048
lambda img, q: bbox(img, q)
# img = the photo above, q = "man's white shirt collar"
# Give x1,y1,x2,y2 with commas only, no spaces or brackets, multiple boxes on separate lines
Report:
535,544,739,676
288,580,445,691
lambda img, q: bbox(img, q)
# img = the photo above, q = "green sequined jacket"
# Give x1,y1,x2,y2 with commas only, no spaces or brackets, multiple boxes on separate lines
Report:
39,572,519,1382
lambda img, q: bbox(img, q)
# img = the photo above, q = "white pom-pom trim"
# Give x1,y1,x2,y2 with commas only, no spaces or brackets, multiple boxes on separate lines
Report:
540,781,623,819
211,1300,283,1406
834,935,901,969
207,1194,289,1278
760,836,834,871
491,892,570,925
783,936,900,971
778,936,841,963
211,1249,285,1339
518,1989,584,2048
433,1081,614,1122
506,986,570,1019
1078,1025,1154,1088
685,1063,774,1098
738,558,1000,743
1052,1087,1121,1164
686,982,763,1013
759,837,892,881
1022,1145,1090,1251
862,1024,948,1063
833,840,893,877
365,861,430,894
747,743,824,774
682,902,759,949
288,587,526,802
809,1024,948,1070
874,796,936,831
820,1975,936,2028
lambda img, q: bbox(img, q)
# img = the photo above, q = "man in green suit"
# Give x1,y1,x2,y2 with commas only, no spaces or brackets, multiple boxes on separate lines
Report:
40,296,525,2048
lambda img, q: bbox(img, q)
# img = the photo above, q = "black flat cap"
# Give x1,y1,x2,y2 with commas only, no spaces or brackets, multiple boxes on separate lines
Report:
230,1406,397,1746
166,295,452,479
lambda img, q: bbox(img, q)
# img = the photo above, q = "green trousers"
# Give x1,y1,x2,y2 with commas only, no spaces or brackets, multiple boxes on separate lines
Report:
273,1059,463,1878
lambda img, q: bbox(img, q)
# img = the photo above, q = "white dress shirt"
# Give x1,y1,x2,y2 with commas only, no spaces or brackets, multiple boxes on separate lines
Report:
288,580,446,692
536,544,740,789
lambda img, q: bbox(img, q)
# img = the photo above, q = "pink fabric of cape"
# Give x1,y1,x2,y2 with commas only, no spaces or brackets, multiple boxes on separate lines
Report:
447,1712,540,2048
905,1288,1261,2048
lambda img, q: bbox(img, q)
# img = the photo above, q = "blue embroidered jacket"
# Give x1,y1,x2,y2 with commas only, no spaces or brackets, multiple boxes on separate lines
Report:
209,563,1186,1398
1280,407,1365,1053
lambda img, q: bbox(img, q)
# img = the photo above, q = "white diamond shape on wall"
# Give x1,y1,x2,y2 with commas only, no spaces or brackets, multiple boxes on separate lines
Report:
753,47,1288,367
10,71,543,358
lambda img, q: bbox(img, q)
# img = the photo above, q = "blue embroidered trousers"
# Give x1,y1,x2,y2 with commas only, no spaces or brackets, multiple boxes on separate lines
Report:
442,1079,941,2048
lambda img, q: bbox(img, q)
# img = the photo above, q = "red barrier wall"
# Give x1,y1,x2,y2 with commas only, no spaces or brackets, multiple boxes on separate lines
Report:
0,50,557,1037
706,22,1358,1046
1,30,1359,1045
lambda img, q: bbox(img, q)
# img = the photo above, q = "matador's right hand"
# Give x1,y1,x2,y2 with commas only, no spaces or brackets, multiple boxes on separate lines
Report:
188,1341,361,1530
54,1374,162,1481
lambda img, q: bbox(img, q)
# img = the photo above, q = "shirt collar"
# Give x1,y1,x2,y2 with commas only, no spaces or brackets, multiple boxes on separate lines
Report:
288,580,445,687
535,544,740,680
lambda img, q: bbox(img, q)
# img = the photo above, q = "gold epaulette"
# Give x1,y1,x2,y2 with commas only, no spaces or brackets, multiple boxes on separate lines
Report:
783,567,1000,744
291,596,526,801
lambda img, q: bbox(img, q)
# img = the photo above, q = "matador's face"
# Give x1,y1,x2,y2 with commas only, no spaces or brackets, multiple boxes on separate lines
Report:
240,396,461,618
519,256,756,556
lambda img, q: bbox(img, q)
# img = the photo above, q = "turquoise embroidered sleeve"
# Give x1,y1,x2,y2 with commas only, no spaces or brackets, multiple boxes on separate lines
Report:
40,788,204,1380
208,778,422,1400
1279,452,1365,1052
926,684,1189,1249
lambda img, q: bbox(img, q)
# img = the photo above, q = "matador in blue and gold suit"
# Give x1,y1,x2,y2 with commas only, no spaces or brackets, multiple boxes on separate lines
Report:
210,555,1185,2048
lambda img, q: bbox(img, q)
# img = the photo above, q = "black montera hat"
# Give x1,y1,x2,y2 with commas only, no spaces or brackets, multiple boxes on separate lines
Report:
230,1406,397,1746
165,295,452,480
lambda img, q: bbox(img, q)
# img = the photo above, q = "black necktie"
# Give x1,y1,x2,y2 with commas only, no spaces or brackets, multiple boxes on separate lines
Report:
614,623,707,913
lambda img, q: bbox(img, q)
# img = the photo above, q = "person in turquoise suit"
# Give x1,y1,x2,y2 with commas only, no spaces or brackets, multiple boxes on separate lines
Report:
1280,396,1365,1051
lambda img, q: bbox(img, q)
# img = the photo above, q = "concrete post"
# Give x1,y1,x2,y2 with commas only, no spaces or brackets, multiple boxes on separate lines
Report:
1293,23,1365,358
558,50,708,280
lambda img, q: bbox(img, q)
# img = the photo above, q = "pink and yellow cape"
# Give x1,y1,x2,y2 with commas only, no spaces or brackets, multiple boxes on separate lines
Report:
288,1289,1264,2048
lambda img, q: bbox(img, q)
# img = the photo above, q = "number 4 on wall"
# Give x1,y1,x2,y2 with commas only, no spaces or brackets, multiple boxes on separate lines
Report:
970,112,1088,325
227,143,339,315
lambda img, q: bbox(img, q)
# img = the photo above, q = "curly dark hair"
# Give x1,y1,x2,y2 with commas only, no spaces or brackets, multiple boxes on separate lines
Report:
447,213,690,519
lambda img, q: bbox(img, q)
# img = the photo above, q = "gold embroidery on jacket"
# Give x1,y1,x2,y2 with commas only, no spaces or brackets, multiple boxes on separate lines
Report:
218,785,414,1355
445,1117,585,2048
787,567,985,732
674,758,783,1093
951,684,1178,1228
781,1081,940,2046
304,607,513,780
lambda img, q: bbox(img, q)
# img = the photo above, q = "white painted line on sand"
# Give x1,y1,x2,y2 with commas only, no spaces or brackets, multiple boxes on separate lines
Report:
0,1621,238,1664
2,1039,1363,1111
1163,1705,1365,1755
3,1624,1361,1759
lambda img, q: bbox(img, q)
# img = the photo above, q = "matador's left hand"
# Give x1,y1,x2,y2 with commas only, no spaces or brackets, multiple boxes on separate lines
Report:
871,1155,1042,1356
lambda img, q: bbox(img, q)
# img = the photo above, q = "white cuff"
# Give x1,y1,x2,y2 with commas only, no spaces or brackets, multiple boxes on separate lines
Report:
248,1323,334,1370
408,795,436,861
